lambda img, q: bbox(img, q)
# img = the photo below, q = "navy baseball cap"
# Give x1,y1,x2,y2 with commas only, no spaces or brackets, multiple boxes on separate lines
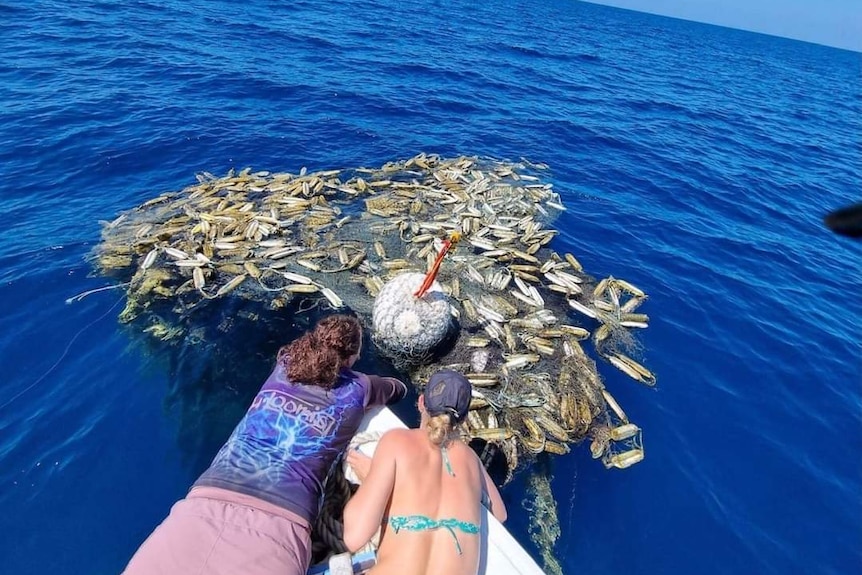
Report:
424,369,471,424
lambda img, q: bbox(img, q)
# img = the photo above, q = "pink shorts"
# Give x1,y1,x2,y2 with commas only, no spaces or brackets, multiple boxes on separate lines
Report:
123,486,312,575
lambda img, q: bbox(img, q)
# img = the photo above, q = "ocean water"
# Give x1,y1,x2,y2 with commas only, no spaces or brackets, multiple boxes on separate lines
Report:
1,1,860,574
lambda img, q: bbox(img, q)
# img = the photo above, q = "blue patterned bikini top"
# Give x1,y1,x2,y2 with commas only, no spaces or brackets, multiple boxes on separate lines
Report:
386,445,480,555
387,515,480,555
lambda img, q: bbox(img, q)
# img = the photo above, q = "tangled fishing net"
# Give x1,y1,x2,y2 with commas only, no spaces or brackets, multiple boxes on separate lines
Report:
526,470,563,575
92,154,659,562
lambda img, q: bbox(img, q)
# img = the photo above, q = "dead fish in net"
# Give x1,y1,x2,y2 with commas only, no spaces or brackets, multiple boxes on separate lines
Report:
467,372,498,387
215,274,248,297
163,247,189,260
192,267,205,290
243,261,262,279
612,278,646,298
174,259,206,268
470,427,515,441
141,248,159,271
285,284,320,294
519,417,547,455
610,423,641,441
557,324,590,340
601,389,629,424
564,252,583,273
559,391,577,431
503,353,541,369
320,286,344,308
606,353,657,387
593,324,611,347
567,298,597,319
620,296,646,313
604,448,644,470
521,335,556,356
592,299,616,313
593,277,610,298
464,335,491,348
535,411,571,443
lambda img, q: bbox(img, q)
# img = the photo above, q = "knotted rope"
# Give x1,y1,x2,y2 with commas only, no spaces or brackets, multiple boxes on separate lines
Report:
311,431,383,564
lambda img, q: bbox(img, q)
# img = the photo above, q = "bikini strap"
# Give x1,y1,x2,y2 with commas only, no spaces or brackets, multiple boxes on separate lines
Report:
444,525,463,555
441,445,455,477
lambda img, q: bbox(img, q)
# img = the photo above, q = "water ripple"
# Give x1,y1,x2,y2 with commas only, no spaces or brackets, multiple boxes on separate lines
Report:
1,1,860,574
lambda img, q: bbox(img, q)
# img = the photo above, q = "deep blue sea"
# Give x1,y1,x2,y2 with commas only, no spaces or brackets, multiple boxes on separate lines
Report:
1,1,860,574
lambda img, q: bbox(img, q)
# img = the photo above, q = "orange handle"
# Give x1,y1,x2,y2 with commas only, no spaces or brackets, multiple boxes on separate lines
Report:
414,239,453,298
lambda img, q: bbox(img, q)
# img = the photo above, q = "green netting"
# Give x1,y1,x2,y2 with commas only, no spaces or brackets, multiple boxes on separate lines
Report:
94,154,654,478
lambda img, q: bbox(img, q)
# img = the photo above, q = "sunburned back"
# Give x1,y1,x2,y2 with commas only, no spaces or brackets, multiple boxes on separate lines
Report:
371,429,483,575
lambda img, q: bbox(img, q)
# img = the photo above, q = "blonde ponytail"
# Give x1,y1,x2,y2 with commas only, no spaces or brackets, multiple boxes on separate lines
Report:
427,413,457,446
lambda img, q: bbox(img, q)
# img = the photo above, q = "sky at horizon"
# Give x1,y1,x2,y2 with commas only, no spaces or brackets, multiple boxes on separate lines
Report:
583,0,862,52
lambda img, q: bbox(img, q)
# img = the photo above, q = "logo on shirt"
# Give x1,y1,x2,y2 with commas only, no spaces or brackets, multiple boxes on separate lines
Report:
251,389,337,435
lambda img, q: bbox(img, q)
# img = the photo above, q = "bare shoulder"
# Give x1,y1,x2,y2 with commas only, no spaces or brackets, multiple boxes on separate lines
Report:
449,440,483,472
450,438,479,458
381,427,413,441
380,428,438,453
377,427,414,451
375,428,423,467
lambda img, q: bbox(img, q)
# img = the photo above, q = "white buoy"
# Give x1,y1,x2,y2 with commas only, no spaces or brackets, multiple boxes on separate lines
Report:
371,272,454,362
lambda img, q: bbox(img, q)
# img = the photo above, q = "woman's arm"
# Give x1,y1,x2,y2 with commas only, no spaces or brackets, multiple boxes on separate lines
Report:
479,460,507,523
342,431,401,552
364,374,408,407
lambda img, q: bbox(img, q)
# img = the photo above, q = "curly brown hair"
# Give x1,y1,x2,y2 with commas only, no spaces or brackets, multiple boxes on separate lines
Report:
277,315,362,389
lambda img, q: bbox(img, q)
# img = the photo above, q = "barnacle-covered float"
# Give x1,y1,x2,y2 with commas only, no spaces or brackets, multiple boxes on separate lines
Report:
93,154,657,571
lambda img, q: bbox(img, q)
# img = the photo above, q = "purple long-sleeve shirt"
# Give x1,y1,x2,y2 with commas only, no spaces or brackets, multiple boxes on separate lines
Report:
194,363,406,523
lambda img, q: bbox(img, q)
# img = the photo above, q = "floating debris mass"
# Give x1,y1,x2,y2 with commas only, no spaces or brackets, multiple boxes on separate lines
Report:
95,154,655,478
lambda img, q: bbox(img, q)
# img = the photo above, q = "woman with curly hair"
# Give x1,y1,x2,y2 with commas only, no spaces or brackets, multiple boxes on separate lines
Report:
124,314,407,575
